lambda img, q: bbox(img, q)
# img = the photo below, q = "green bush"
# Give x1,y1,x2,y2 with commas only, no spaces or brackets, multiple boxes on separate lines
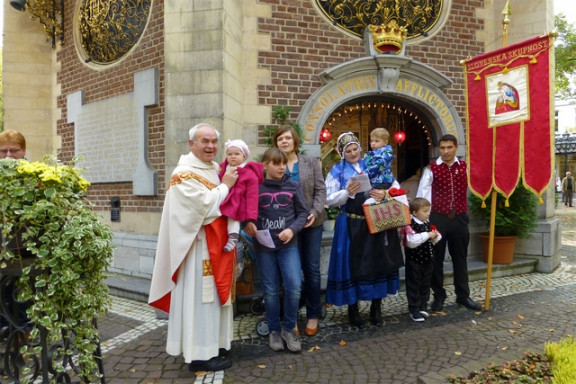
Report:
546,336,576,384
0,157,113,381
468,183,539,238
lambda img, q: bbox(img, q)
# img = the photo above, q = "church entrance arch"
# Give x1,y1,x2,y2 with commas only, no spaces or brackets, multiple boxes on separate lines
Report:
297,55,464,186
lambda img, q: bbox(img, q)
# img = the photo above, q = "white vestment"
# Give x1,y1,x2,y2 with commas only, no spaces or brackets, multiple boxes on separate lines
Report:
148,152,233,363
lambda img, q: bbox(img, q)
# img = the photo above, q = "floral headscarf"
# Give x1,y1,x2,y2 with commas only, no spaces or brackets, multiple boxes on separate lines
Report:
336,132,362,156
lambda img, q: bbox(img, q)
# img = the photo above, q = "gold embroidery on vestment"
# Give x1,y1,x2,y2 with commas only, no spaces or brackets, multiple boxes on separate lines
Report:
203,259,213,276
169,171,218,190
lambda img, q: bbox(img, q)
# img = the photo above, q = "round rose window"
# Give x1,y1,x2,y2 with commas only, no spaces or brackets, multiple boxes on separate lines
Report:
76,0,152,65
312,0,447,43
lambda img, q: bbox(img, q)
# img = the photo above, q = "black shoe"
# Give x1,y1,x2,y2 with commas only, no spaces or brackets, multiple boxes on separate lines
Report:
370,299,382,326
348,303,364,328
456,297,482,311
430,297,445,312
189,355,233,372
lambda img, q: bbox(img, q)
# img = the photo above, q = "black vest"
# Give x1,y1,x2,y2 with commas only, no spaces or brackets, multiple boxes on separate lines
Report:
405,221,435,264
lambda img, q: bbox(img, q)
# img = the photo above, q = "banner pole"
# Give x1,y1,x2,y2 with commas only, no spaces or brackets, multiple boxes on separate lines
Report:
484,0,511,311
502,1,511,46
484,189,498,310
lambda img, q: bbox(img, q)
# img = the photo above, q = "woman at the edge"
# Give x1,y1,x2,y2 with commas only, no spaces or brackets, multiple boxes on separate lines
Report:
325,132,404,327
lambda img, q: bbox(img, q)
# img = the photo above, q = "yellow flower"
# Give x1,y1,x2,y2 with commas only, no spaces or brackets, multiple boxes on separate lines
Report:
77,177,91,192
16,161,38,175
39,168,62,183
13,158,90,191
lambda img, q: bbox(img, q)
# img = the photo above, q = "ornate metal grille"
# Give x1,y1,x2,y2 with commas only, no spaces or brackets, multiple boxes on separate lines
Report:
79,0,152,64
313,0,443,39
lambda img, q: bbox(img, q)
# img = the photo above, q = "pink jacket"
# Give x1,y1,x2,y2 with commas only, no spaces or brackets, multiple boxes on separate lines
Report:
218,160,264,221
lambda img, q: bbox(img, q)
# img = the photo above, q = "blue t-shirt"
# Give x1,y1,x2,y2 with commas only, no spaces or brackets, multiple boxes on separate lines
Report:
286,162,300,182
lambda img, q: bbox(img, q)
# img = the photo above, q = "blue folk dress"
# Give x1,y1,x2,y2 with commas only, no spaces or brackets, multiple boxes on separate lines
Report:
325,159,403,306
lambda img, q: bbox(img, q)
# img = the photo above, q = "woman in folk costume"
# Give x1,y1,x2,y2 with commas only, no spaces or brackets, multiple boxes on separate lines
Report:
325,132,404,328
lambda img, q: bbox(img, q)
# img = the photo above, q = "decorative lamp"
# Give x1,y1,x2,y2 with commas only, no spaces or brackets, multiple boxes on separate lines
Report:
10,0,64,48
394,131,406,145
320,127,332,144
10,0,26,11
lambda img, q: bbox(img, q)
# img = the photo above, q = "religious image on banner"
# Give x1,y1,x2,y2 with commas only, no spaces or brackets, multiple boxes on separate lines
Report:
487,67,528,126
463,33,554,201
495,82,519,114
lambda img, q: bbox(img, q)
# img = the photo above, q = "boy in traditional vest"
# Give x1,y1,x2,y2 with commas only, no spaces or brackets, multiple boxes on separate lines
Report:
401,198,441,322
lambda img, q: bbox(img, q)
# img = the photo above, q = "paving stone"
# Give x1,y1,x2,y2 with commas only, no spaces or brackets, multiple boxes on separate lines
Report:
89,207,576,383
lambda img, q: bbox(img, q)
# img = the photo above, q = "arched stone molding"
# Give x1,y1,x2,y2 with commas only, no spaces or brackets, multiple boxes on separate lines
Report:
297,55,465,158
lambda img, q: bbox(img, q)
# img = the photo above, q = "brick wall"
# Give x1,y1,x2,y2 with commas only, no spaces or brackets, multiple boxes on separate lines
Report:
408,0,485,113
56,1,166,213
256,0,484,137
54,0,484,211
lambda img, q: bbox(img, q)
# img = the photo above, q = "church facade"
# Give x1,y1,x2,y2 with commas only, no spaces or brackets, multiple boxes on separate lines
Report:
2,0,560,300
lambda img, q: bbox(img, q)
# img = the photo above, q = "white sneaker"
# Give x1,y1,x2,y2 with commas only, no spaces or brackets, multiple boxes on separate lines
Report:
410,312,425,322
419,310,430,318
269,331,284,351
281,329,301,353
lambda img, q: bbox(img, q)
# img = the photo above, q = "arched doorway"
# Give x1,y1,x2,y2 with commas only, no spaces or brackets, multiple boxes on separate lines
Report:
296,53,466,212
297,55,464,198
318,96,434,184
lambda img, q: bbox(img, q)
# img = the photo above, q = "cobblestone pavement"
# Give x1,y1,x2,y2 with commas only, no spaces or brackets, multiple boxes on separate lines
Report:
97,206,576,384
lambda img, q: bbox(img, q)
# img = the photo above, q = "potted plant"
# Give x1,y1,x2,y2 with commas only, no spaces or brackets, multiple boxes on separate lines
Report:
0,156,113,382
468,182,539,264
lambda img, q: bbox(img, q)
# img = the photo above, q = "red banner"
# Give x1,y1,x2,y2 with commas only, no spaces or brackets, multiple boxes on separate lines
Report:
464,34,554,203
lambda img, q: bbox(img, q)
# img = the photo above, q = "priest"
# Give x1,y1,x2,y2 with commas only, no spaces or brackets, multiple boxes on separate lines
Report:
149,123,238,372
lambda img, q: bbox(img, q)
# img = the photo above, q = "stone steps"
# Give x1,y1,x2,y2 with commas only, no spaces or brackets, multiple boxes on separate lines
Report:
438,257,538,286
